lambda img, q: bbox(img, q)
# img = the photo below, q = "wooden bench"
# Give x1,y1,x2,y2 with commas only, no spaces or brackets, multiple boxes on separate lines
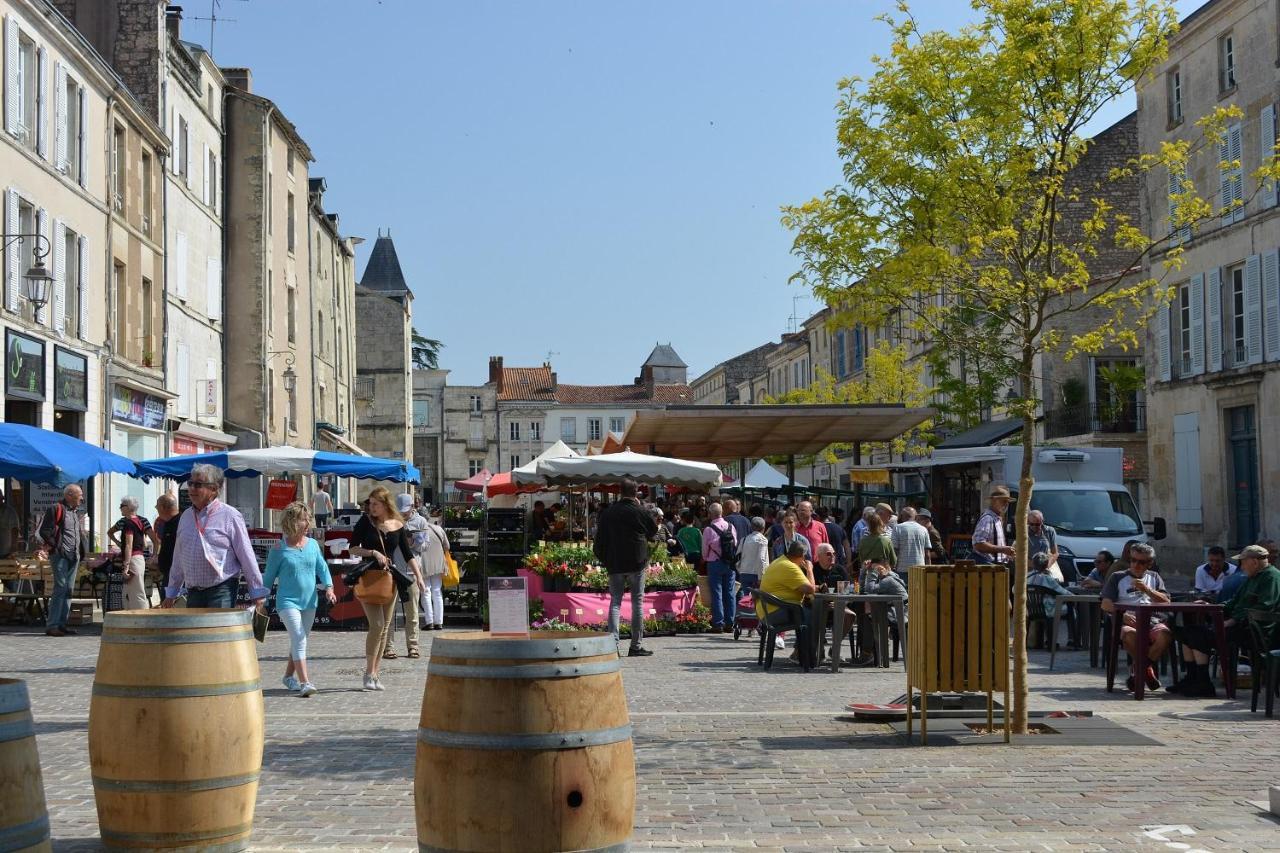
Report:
0,557,55,624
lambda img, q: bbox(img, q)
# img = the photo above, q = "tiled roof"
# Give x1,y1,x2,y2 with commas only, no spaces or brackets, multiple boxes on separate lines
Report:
643,343,687,368
499,366,555,401
555,384,692,405
359,235,409,293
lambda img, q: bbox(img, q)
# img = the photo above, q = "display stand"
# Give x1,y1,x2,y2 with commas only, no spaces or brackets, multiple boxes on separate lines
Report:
482,507,527,618
442,503,483,624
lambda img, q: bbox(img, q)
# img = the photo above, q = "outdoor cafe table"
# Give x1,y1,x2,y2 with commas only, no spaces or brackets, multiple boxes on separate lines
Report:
809,593,906,673
1049,590,1103,670
1106,601,1235,701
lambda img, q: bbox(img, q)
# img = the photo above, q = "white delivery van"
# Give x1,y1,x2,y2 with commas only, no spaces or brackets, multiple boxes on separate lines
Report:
928,446,1165,581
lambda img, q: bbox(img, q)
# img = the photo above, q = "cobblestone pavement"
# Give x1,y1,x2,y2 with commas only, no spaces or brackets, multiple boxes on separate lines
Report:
4,623,1278,852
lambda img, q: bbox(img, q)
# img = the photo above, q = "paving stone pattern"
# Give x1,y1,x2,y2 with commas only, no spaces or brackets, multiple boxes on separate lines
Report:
3,625,1277,851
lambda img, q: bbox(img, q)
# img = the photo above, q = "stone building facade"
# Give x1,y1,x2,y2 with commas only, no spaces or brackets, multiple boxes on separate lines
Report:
1140,0,1280,562
412,368,447,501
442,382,497,492
354,234,412,486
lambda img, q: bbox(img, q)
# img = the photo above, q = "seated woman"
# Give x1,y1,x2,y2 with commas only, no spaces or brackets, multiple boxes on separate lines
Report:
1030,552,1077,649
850,561,908,667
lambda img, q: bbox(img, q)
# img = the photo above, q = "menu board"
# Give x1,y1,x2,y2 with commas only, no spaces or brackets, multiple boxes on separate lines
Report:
487,576,529,637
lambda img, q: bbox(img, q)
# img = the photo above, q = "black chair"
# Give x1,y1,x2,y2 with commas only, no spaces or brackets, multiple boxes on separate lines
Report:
1026,587,1052,649
1246,609,1280,717
754,590,813,672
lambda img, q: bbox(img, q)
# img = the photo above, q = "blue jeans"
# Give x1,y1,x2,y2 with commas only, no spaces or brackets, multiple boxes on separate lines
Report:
706,560,736,628
185,576,239,609
46,554,79,629
278,607,317,662
607,571,644,647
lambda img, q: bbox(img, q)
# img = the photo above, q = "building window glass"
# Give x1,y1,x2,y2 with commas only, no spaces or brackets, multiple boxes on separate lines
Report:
17,200,35,324
609,416,625,434
588,418,602,441
64,227,80,337
286,284,296,344
178,115,189,179
113,261,126,356
1178,281,1192,377
112,125,126,212
509,421,520,441
510,455,520,470
1220,33,1236,90
530,421,541,441
141,277,154,364
1229,263,1246,366
287,193,296,253
468,459,483,477
16,33,36,151
1167,69,1182,124
560,417,577,442
412,399,429,428
65,77,83,182
141,151,152,236
287,146,294,175
469,394,481,413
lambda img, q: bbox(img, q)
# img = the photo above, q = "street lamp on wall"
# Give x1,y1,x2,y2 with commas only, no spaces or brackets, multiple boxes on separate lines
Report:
0,232,52,313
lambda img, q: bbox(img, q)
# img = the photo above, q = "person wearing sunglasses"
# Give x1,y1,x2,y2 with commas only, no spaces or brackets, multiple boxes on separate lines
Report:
1100,542,1170,692
161,463,268,610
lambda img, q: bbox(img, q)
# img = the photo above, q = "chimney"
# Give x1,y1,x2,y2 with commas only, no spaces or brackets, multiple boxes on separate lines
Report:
549,372,557,389
222,67,253,93
488,356,503,390
165,5,182,41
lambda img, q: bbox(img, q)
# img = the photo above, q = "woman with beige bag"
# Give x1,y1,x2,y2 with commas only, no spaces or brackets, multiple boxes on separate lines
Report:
348,487,422,691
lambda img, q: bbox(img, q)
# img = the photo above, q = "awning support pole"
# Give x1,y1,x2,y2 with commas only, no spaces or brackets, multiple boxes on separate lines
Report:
739,457,747,496
854,441,863,512
787,455,796,506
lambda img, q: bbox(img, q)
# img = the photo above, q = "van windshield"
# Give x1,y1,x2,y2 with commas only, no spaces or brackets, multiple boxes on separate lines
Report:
1029,489,1142,536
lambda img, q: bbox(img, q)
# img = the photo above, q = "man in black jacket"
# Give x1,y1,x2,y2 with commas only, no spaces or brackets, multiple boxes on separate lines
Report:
595,479,658,656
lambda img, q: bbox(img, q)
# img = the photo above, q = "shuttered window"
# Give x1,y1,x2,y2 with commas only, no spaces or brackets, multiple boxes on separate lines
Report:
1173,413,1202,525
1220,123,1244,225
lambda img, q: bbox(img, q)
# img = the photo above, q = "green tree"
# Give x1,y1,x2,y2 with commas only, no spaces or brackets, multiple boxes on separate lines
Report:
411,329,443,370
782,0,1247,732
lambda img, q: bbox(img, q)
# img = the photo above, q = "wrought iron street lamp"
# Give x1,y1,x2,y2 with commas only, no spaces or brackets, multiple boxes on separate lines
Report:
0,232,52,312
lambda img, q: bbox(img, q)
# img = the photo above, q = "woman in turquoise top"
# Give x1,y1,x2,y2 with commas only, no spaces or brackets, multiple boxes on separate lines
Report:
258,501,335,697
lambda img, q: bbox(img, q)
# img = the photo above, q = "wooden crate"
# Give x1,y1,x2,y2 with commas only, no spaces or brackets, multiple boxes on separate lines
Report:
906,561,1010,744
66,599,100,625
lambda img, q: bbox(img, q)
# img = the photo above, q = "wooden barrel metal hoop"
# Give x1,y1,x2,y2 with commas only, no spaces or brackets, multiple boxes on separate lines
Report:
89,609,264,852
416,631,636,853
0,678,51,853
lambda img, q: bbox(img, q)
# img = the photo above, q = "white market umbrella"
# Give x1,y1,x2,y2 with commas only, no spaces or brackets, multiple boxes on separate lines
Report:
527,450,722,489
509,440,581,487
734,459,806,490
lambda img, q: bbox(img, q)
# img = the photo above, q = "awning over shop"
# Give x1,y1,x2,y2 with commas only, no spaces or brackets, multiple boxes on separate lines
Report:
621,404,934,461
934,417,1021,449
170,420,237,449
318,428,371,457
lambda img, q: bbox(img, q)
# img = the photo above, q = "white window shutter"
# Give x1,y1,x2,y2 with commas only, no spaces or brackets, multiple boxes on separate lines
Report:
52,218,64,334
1220,135,1232,225
1245,253,1264,364
174,230,187,298
1263,105,1277,209
1232,124,1245,223
76,89,86,187
35,47,46,159
1206,267,1223,372
76,235,87,337
1189,273,1205,376
169,107,177,174
206,255,221,321
201,142,209,204
53,61,65,172
33,207,45,324
1167,169,1179,239
175,341,190,416
1173,412,1202,525
1156,298,1171,382
4,17,18,137
4,189,16,311
1264,249,1280,362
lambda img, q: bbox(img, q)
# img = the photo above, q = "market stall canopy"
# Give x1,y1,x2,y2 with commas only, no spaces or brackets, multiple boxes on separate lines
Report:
728,459,806,490
517,450,722,489
454,468,492,493
135,446,420,483
0,423,137,486
488,441,580,496
622,404,934,461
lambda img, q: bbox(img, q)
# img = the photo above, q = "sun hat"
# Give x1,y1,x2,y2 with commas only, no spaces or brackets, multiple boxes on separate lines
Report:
989,485,1011,499
1231,544,1270,562
395,494,414,514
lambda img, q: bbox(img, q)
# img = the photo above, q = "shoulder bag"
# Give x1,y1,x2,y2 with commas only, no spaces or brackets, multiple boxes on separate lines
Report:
354,528,396,606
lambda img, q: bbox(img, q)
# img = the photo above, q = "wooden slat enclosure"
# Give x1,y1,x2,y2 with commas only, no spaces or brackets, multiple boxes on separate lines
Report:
906,562,1010,744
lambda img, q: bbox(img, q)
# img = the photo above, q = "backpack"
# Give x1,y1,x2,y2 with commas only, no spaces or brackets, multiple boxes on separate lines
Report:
715,521,739,567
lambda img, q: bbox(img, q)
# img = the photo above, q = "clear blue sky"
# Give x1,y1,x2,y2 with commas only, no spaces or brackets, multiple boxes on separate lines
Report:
209,0,1200,386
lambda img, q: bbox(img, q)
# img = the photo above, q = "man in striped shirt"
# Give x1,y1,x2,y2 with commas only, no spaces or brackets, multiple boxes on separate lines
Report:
161,463,267,609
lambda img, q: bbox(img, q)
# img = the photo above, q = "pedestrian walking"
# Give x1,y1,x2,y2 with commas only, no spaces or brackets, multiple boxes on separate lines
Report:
260,502,335,697
150,494,179,603
594,478,658,656
36,484,88,637
108,496,157,610
381,493,426,658
701,502,739,633
162,464,269,610
417,507,451,631
348,487,423,690
311,483,333,528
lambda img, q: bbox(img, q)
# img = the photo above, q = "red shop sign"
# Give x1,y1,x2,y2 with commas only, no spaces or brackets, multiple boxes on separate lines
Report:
264,479,298,511
172,437,200,456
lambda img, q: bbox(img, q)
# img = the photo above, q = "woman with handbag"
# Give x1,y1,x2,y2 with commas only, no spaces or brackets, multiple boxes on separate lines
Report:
418,507,452,631
259,502,335,697
348,487,423,691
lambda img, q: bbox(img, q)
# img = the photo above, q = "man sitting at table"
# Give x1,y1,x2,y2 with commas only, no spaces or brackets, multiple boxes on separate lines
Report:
757,540,817,664
1100,543,1170,692
1193,546,1237,597
814,543,857,660
1169,544,1280,699
1028,552,1078,649
849,561,908,667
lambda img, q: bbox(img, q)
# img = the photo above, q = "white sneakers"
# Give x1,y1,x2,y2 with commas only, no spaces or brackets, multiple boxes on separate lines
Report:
774,636,786,650
282,675,300,691
362,673,385,691
297,682,317,698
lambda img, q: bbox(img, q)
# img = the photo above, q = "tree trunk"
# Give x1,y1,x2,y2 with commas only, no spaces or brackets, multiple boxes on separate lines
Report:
1010,361,1036,735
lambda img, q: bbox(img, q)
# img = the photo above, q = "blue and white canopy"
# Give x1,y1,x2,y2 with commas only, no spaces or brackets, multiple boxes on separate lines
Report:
134,446,420,483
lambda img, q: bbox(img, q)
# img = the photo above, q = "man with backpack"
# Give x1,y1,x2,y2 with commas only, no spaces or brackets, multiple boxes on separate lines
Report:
36,484,88,637
701,502,739,634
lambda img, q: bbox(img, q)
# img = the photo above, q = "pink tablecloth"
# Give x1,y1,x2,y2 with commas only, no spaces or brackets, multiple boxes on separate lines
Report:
519,568,697,626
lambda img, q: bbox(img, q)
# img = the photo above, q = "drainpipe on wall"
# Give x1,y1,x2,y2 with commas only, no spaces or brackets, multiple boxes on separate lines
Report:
98,93,118,548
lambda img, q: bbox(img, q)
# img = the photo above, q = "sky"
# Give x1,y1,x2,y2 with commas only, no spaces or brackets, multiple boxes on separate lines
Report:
209,0,1203,386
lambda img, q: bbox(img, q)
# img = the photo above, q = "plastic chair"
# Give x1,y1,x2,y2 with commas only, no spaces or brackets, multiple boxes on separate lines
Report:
1026,587,1052,649
753,590,813,672
1247,609,1280,717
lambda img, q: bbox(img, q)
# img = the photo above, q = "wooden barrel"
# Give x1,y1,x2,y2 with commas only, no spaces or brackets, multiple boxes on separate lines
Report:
88,609,264,852
416,631,635,853
0,679,51,853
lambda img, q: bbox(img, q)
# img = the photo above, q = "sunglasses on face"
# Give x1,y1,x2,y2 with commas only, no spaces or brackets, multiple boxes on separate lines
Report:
1130,559,1152,567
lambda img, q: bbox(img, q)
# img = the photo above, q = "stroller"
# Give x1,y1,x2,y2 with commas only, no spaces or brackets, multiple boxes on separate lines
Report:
732,576,760,640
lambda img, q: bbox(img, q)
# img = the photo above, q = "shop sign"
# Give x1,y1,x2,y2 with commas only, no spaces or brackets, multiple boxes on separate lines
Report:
204,379,218,415
264,479,298,510
172,437,200,455
53,347,88,411
5,330,45,401
112,386,166,430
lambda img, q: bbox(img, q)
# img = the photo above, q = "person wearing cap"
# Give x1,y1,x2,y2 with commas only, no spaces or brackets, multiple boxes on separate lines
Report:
916,508,945,563
1100,542,1171,692
890,506,931,572
1169,544,1280,698
972,486,1015,564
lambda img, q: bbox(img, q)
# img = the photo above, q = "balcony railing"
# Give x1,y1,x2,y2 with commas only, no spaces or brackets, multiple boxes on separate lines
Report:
1044,402,1146,439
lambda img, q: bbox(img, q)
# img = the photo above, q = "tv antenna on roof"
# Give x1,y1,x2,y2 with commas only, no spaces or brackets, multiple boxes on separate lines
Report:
190,0,248,57
788,295,806,334
544,350,560,365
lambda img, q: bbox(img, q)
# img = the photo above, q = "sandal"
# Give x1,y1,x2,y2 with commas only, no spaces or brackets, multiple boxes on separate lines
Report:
382,651,398,660
407,650,421,659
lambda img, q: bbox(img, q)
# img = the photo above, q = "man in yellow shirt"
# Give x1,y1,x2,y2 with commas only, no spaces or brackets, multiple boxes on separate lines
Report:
757,539,817,620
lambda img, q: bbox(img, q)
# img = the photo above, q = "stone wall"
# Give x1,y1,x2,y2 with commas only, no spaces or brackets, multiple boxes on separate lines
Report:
354,289,412,466
50,0,166,122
